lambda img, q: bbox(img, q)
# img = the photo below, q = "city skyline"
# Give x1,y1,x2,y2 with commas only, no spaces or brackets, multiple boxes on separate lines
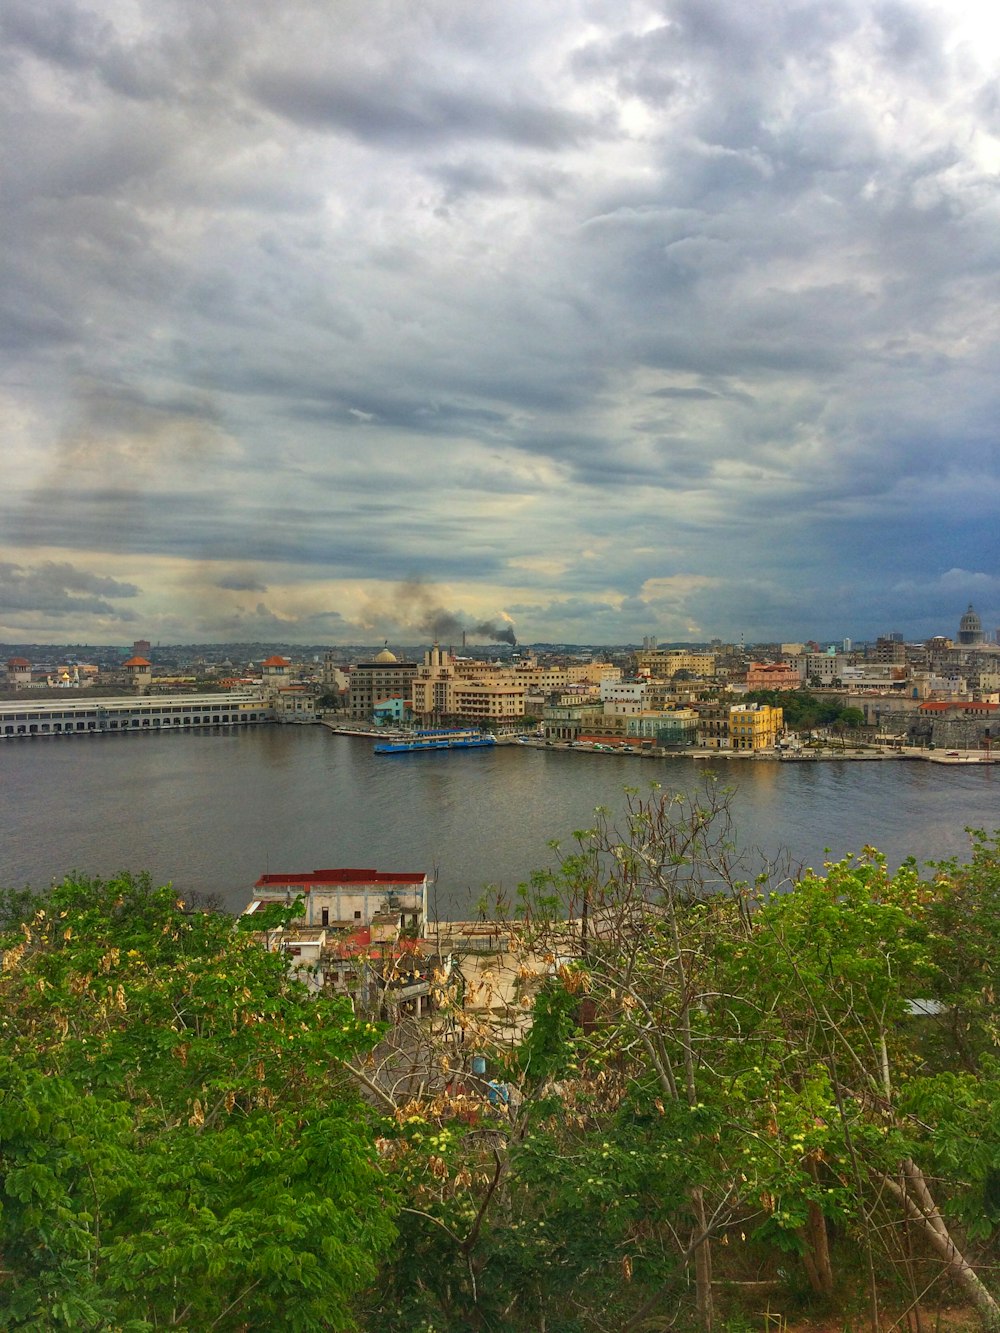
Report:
3,1,1000,645
1,599,995,661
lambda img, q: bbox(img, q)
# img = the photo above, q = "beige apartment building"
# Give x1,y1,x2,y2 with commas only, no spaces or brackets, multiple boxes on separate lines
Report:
411,645,526,725
512,659,620,693
635,648,716,679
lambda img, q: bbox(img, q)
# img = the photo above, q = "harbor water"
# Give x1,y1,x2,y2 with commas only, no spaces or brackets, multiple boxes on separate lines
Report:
1,726,998,915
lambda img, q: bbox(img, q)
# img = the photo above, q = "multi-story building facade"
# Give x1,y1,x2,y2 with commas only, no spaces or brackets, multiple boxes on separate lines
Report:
123,655,152,692
411,645,526,725
511,659,620,694
599,680,648,715
322,651,349,696
273,687,316,722
348,648,418,719
746,662,800,691
640,679,687,710
444,678,526,723
799,652,855,685
693,701,783,750
728,703,783,751
626,709,699,747
261,655,292,696
839,664,909,690
635,648,716,679
0,692,270,739
870,637,907,665
694,703,731,748
4,657,33,689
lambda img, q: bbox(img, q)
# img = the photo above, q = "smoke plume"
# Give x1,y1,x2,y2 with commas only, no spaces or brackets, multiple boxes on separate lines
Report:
363,580,516,646
421,608,516,646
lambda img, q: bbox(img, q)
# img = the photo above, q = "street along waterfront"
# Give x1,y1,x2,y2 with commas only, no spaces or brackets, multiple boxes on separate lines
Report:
1,725,997,915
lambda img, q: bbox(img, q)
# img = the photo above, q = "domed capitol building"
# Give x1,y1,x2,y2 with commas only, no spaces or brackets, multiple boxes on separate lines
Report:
958,604,987,646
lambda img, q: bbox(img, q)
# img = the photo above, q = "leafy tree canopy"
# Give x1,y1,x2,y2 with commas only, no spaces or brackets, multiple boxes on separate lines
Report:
745,689,865,731
0,872,396,1331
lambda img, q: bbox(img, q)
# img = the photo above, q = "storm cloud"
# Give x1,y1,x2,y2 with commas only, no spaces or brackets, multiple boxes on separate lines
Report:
0,561,140,628
2,0,999,643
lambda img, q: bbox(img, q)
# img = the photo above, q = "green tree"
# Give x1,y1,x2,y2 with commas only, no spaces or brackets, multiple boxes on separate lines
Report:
740,851,1000,1328
0,872,396,1330
380,797,1000,1332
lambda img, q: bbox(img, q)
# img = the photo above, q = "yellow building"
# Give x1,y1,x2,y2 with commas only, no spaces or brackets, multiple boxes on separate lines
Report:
728,703,783,751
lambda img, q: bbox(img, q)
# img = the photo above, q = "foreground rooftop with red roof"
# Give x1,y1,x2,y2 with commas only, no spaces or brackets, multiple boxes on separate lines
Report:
255,867,427,890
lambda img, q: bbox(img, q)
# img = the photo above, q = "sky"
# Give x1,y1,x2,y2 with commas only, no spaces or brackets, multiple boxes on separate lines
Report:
2,0,999,647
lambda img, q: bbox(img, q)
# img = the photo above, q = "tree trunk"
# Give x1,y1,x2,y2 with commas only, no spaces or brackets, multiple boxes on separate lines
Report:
881,1160,1000,1332
801,1160,834,1297
692,1187,714,1330
801,1201,834,1297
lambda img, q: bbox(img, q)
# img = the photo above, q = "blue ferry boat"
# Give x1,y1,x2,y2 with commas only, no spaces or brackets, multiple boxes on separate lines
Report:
373,728,497,755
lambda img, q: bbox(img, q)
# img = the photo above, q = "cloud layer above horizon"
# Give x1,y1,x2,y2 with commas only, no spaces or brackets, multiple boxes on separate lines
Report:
2,0,999,645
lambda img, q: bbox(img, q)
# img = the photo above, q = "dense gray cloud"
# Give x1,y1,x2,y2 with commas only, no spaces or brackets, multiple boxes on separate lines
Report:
0,561,139,628
2,0,999,643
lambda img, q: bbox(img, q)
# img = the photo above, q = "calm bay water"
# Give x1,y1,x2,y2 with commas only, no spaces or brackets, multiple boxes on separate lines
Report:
1,726,998,916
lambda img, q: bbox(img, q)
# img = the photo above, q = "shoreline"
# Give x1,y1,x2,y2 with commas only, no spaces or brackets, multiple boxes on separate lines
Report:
318,722,995,765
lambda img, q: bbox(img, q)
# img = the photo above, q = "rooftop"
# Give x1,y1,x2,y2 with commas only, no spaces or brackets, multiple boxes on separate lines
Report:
255,867,427,890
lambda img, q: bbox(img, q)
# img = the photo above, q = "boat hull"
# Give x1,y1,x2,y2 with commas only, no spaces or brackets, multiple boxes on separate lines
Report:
374,731,496,755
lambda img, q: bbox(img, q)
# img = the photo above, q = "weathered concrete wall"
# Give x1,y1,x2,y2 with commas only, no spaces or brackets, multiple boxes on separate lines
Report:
907,715,997,749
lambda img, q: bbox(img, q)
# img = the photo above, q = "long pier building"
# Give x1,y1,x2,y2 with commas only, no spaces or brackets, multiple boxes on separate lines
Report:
0,691,270,739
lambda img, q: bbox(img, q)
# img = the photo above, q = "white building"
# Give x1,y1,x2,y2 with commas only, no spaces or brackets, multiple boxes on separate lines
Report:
599,680,648,715
0,692,270,739
249,867,429,933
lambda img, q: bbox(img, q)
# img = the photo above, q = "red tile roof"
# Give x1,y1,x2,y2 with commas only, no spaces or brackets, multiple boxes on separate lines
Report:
262,656,290,667
123,656,151,668
919,700,998,713
255,868,427,890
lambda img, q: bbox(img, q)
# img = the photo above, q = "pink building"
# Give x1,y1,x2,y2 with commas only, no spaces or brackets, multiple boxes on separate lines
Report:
747,661,800,691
